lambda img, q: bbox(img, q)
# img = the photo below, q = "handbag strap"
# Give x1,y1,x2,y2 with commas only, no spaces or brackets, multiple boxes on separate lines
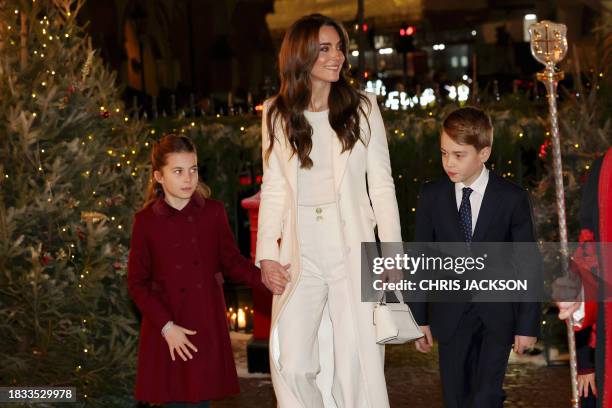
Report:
378,290,405,305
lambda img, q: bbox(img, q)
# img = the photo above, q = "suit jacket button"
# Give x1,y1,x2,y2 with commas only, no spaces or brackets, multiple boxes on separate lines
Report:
191,238,197,244
196,283,203,289
175,264,182,270
188,216,194,222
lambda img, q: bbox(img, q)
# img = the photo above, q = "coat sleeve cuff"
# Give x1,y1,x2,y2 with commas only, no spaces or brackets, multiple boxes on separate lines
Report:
254,240,280,268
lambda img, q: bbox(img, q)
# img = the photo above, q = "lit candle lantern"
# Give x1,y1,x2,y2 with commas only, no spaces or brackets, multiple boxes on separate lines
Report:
231,312,237,331
237,308,246,330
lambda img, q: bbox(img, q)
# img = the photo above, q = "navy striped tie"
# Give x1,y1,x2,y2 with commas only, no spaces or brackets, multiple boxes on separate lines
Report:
459,187,473,242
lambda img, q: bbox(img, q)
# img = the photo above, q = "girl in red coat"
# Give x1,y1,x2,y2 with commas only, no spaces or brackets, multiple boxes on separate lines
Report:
127,134,270,407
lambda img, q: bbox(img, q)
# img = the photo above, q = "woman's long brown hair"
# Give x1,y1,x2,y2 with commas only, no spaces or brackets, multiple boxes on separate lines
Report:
143,134,211,208
265,13,371,168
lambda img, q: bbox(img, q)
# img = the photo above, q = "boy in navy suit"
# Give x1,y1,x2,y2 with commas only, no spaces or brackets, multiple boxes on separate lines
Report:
411,107,540,408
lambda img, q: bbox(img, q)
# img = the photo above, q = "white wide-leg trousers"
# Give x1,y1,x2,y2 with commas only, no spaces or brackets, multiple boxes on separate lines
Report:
277,203,367,408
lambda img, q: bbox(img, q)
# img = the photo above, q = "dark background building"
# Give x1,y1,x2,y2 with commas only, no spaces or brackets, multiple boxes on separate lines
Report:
79,0,277,115
79,0,607,112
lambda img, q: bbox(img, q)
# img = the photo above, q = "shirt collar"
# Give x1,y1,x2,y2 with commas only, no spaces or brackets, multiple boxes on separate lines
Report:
151,193,206,217
456,165,489,197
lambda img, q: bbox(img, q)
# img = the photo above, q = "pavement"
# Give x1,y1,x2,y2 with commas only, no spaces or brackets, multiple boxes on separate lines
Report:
213,332,573,408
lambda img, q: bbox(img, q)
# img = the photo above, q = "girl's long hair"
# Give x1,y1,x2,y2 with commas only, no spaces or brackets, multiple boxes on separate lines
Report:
143,134,211,208
265,13,371,168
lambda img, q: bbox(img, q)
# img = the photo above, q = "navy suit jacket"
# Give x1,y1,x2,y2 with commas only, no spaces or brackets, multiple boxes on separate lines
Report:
410,171,541,343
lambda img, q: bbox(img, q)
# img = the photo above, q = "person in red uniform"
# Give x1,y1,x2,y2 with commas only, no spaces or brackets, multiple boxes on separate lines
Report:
127,134,271,407
558,147,612,408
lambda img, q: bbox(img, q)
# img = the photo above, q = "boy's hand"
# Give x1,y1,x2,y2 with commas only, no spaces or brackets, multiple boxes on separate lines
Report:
261,260,291,295
415,325,433,353
163,324,198,362
513,335,536,354
578,373,597,398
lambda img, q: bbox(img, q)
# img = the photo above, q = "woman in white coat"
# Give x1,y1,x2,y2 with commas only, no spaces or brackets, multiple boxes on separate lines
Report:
255,14,402,408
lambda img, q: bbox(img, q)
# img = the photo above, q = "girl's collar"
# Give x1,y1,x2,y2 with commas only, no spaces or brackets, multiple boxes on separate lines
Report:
151,193,205,217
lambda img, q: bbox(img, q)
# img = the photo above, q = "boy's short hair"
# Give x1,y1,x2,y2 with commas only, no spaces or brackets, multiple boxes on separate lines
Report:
442,107,493,151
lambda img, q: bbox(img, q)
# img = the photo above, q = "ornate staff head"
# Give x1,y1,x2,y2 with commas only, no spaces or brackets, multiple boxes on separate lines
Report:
529,20,568,66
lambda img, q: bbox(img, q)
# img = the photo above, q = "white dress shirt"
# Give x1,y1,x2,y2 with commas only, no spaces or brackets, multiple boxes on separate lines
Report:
455,166,489,234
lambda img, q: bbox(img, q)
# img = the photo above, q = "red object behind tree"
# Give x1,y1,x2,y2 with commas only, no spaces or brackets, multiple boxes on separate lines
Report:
241,191,272,341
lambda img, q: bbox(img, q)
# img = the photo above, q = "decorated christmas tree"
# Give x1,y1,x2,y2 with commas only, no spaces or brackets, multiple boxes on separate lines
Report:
0,1,148,405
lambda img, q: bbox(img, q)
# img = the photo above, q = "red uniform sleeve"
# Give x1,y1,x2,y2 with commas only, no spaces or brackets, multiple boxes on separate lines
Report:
127,213,173,331
215,202,267,292
572,229,600,331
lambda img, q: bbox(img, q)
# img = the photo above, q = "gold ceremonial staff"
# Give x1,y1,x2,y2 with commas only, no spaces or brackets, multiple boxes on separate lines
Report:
529,21,579,407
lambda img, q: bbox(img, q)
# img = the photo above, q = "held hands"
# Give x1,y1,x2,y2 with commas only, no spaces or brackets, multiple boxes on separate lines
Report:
261,260,291,295
163,323,198,362
513,335,537,354
415,325,433,353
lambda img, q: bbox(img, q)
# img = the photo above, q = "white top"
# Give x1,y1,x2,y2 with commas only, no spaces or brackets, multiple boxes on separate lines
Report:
297,109,336,206
454,166,489,234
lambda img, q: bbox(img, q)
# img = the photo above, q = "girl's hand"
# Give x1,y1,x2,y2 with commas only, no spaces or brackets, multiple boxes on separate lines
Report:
578,373,597,398
163,324,198,362
260,260,291,295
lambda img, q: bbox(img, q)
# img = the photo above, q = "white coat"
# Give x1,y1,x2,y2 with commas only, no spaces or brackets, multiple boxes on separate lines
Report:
255,92,402,408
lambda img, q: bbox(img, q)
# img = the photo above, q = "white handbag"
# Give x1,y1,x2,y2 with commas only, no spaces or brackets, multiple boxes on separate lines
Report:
373,290,424,345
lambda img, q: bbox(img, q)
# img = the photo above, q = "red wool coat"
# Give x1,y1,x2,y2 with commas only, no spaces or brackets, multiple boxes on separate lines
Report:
127,194,264,403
